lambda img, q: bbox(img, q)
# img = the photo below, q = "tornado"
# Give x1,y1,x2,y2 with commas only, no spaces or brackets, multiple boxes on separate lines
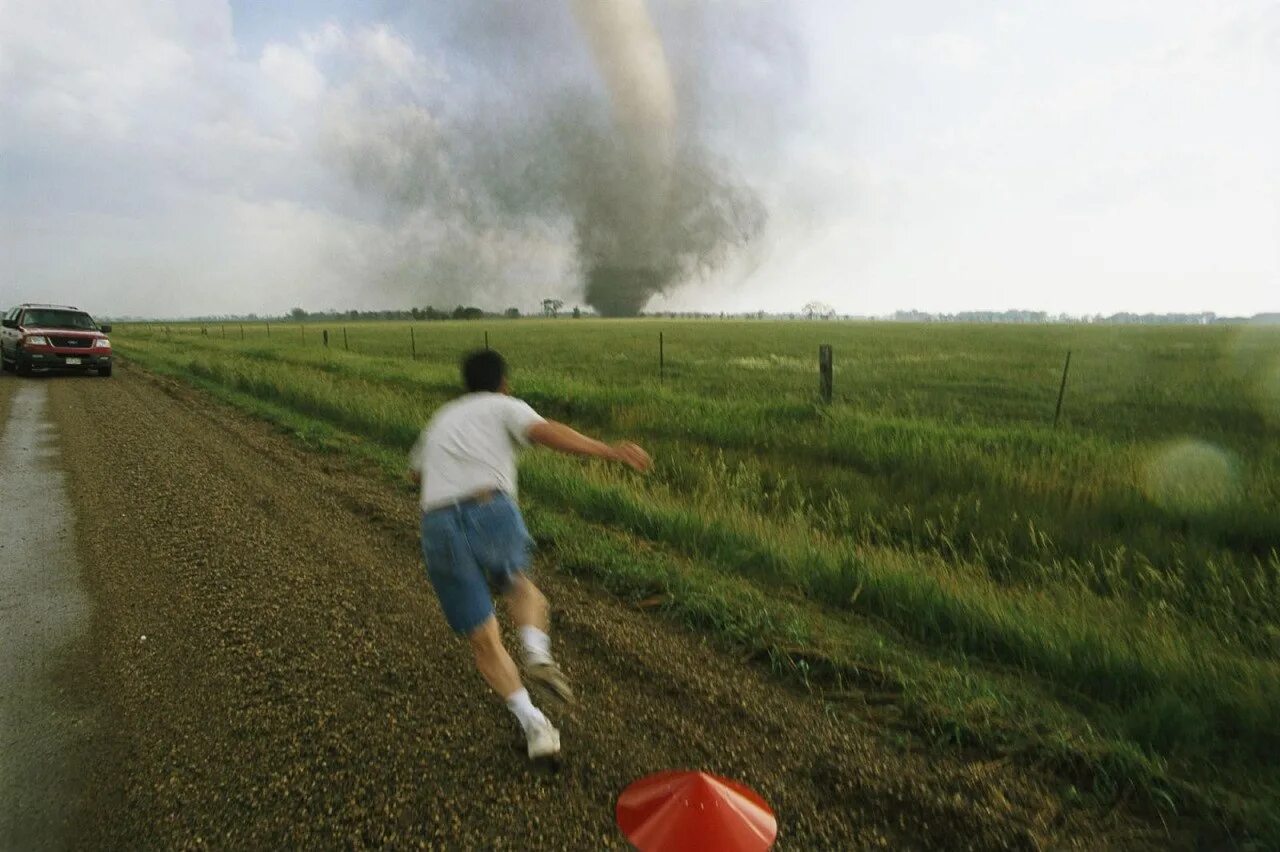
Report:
567,0,763,316
325,1,779,316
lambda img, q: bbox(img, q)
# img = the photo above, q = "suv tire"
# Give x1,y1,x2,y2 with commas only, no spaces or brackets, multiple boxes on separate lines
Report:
98,364,113,378
15,357,32,377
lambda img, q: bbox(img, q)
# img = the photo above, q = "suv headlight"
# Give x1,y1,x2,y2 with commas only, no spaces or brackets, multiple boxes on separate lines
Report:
93,338,111,349
23,335,49,346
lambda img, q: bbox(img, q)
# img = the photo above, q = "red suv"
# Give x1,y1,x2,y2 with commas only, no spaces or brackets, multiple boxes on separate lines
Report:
1,304,113,377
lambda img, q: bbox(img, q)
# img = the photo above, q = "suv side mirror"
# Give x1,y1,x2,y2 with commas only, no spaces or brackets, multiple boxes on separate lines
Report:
99,324,113,333
1,319,16,329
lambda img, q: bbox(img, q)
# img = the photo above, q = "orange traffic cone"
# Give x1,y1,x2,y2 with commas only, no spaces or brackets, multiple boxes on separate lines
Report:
616,771,777,851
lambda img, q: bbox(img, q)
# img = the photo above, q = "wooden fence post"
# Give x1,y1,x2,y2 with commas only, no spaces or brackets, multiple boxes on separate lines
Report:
266,322,270,339
485,330,489,350
323,329,329,348
659,332,665,382
239,324,244,340
1054,350,1072,428
411,326,417,360
819,345,833,403
343,327,349,351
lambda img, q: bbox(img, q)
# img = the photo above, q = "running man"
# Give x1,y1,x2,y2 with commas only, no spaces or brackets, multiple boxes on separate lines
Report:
409,350,651,760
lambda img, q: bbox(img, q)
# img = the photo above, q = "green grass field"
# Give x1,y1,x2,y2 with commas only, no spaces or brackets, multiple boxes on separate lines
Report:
118,318,1280,840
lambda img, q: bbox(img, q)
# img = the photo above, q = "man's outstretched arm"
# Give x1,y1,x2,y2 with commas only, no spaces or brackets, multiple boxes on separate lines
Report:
526,420,652,472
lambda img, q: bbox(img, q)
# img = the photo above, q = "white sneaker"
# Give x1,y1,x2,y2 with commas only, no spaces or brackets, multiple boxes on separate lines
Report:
525,717,561,760
526,659,575,705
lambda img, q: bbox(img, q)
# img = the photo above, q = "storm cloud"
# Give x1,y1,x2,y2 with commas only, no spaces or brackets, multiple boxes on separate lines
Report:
321,0,794,314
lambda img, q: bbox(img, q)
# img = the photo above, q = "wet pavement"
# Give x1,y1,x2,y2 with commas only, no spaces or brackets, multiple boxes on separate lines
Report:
0,381,95,850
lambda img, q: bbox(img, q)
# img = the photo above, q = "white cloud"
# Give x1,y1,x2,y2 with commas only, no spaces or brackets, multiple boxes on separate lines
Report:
300,22,348,56
0,3,198,139
907,32,986,71
259,44,325,103
355,26,420,80
773,0,1279,316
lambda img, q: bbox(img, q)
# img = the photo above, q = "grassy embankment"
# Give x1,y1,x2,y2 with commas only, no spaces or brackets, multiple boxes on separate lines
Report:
117,319,1280,842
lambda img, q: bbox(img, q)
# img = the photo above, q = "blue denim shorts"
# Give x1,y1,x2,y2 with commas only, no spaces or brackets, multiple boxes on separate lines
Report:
419,493,535,635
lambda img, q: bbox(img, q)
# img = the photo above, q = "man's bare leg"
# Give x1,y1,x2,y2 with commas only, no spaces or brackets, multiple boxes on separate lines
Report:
506,574,549,632
467,615,522,697
505,575,573,703
468,615,559,756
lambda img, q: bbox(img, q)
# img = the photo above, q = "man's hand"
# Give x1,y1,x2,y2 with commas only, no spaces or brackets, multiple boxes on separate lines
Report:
609,441,652,473
528,420,653,473
408,469,421,486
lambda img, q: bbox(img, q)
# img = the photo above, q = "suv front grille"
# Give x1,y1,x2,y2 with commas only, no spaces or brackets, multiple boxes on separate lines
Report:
51,336,92,348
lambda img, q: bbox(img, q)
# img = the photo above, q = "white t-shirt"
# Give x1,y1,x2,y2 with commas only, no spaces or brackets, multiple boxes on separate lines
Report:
409,392,546,511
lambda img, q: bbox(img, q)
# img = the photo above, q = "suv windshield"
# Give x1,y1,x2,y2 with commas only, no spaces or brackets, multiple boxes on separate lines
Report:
22,309,97,330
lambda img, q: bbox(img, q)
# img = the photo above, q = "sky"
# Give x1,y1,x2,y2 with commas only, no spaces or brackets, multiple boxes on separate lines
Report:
1,0,1277,318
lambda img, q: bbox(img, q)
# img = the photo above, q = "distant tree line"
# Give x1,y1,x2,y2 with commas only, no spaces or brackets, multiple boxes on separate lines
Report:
274,302,600,322
284,306,507,322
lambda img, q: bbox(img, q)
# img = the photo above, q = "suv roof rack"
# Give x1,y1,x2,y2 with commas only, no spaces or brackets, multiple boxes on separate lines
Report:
19,303,83,311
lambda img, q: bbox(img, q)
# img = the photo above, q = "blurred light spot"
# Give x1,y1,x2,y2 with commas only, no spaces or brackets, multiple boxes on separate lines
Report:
1142,440,1240,514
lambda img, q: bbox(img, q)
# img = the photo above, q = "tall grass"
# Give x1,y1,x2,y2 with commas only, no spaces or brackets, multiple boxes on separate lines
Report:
123,326,1280,649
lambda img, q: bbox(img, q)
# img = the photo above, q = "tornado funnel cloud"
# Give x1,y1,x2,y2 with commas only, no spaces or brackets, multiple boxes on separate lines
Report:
326,2,783,316
567,0,763,316
569,0,676,166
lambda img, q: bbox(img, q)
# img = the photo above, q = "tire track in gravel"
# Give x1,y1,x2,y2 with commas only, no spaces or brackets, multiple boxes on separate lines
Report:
46,363,1164,849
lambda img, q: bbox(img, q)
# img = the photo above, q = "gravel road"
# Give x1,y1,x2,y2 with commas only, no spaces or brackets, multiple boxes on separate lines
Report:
24,363,1164,849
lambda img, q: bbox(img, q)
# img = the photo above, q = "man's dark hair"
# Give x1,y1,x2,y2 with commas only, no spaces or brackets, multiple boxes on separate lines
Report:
462,349,507,392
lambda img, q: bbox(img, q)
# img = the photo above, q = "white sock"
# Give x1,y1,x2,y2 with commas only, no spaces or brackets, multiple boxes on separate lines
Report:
518,625,553,666
505,688,547,732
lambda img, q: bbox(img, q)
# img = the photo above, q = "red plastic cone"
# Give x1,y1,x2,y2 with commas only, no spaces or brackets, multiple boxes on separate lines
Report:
616,771,777,852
